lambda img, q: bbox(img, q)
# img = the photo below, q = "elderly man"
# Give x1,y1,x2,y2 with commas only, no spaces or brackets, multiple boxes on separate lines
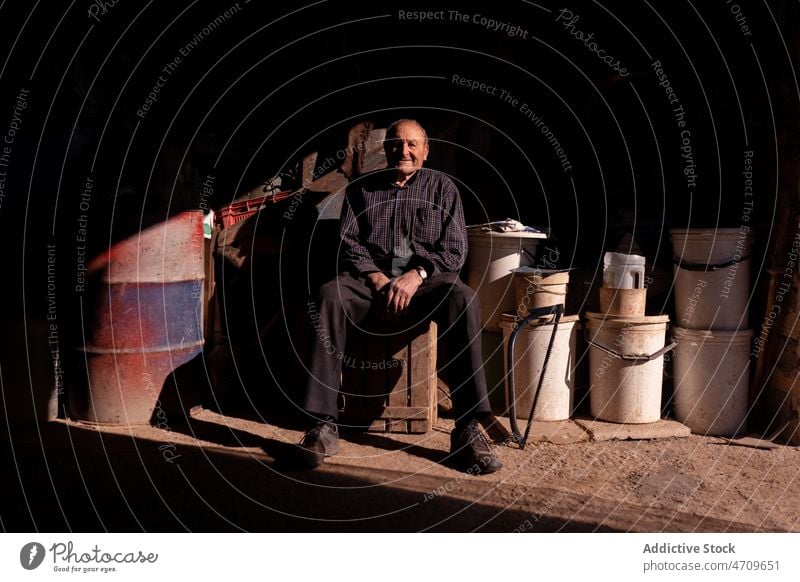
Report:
299,119,501,474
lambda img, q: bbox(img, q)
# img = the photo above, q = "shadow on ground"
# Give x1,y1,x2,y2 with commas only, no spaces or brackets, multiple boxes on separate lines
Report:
1,420,768,533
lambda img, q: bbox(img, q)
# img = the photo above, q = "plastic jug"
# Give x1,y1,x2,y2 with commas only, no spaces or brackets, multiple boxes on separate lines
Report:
603,252,645,289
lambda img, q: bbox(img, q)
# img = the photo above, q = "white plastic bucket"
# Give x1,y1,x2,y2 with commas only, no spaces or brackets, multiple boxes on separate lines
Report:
466,231,544,331
586,312,672,423
672,327,753,436
670,228,752,330
603,252,646,289
513,268,569,317
500,314,579,421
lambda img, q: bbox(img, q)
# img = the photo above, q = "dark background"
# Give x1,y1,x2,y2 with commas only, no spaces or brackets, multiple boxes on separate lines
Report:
0,0,791,422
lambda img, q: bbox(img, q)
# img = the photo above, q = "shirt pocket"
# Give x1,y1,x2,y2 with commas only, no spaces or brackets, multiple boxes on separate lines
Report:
413,207,442,245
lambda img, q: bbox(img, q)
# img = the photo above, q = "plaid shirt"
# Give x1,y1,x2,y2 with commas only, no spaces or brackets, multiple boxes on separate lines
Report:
339,168,467,277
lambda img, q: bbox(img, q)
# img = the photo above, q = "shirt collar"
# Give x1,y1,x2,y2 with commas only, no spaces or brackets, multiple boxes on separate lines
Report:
387,167,426,188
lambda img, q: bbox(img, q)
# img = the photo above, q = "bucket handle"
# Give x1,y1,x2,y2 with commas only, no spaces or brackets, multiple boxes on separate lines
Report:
673,254,750,272
526,283,568,295
583,328,677,362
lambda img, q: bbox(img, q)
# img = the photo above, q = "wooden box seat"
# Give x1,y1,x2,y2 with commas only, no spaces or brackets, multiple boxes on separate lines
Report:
340,320,437,433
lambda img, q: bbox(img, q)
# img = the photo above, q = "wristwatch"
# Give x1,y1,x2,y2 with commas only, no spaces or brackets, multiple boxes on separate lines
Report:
414,266,428,281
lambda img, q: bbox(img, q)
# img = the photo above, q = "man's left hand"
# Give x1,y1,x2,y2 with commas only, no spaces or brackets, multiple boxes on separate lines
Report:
383,269,424,319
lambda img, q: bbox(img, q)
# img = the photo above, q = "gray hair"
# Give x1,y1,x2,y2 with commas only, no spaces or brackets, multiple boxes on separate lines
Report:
386,119,428,145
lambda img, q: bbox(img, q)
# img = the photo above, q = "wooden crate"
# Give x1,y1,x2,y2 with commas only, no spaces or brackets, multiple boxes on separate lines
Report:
340,321,437,433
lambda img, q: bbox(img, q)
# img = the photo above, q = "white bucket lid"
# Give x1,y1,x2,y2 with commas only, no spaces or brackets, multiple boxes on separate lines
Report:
467,230,547,239
467,230,546,247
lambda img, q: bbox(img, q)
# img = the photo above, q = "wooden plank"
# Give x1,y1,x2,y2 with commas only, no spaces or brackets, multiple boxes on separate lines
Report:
428,322,438,423
364,328,389,406
386,326,410,409
408,419,430,433
409,322,437,433
437,377,453,413
410,322,437,420
409,324,430,410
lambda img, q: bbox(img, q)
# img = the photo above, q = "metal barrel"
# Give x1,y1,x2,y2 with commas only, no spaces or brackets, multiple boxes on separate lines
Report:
71,211,205,424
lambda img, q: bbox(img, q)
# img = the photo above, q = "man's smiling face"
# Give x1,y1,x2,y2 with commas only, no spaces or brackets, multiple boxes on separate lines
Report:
384,121,429,179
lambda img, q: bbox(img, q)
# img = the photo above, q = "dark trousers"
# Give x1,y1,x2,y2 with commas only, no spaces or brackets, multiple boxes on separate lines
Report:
303,272,491,425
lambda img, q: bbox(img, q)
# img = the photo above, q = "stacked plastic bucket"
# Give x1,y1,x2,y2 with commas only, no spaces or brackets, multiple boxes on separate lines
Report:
670,229,753,436
499,268,579,422
586,253,675,423
465,230,546,409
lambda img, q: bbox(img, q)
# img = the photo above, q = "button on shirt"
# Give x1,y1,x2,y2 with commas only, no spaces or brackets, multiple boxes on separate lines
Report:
339,168,468,277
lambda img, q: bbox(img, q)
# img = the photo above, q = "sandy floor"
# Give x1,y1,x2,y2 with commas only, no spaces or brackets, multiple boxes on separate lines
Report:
5,408,797,532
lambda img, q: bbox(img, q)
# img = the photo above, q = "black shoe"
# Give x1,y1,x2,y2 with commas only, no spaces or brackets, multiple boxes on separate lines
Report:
450,418,503,474
297,421,340,468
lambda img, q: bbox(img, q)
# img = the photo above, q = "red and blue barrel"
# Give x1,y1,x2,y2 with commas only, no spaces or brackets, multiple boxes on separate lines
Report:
71,211,205,424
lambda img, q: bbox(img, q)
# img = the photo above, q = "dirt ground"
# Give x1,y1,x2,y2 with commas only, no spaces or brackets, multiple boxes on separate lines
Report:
4,407,799,532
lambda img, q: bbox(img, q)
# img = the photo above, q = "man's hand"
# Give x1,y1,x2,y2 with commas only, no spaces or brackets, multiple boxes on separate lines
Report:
383,270,423,319
366,272,392,293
